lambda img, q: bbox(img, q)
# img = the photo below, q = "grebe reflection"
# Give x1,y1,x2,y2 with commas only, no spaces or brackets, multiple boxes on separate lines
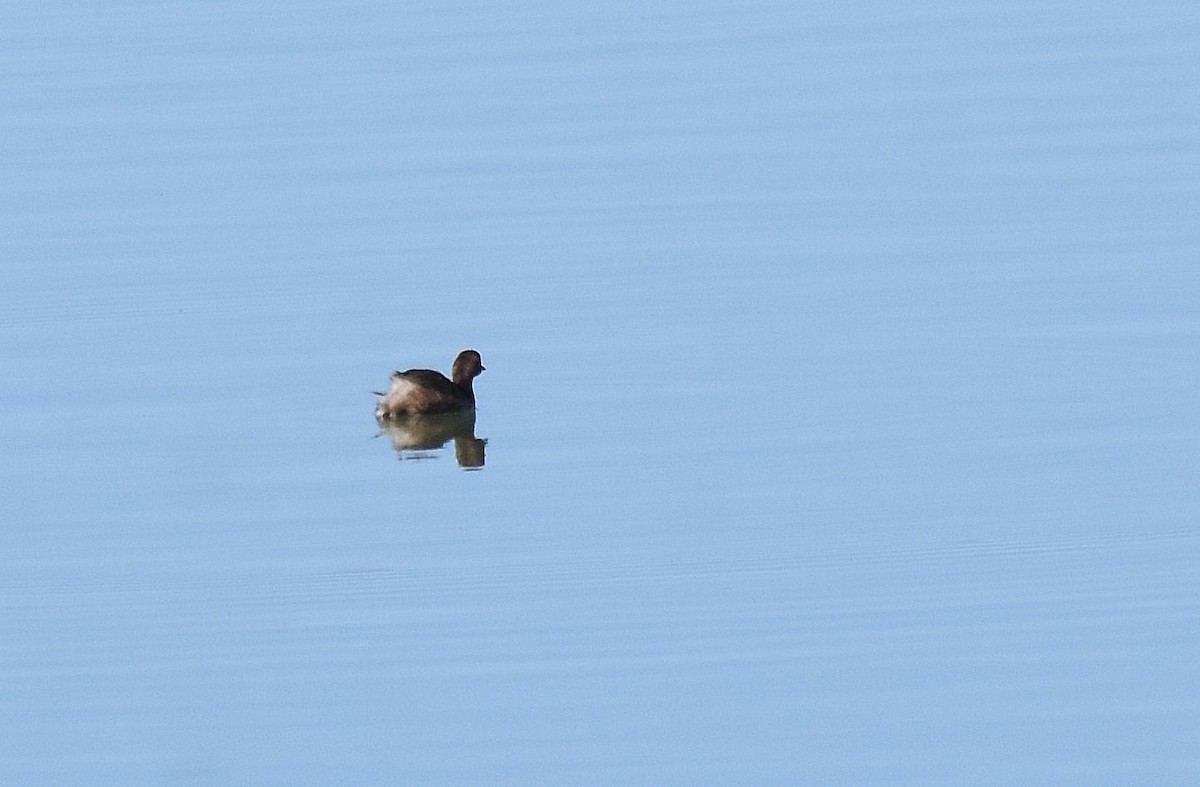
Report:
375,409,486,469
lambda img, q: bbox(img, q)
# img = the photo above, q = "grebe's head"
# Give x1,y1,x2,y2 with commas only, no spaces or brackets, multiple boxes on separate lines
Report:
452,349,485,384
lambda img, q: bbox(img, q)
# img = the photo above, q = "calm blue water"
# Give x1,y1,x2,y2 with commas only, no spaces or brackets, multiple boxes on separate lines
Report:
2,0,1198,782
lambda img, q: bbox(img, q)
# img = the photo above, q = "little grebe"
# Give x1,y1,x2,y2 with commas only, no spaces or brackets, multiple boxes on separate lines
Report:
375,349,484,418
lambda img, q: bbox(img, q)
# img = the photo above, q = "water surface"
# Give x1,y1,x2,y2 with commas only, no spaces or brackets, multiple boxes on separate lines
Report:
2,0,1198,782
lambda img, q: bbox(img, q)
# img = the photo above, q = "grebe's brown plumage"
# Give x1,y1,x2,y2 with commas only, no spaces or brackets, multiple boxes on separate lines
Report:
375,349,484,418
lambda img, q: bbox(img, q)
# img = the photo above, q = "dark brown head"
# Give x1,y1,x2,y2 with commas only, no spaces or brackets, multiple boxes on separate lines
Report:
451,349,485,387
